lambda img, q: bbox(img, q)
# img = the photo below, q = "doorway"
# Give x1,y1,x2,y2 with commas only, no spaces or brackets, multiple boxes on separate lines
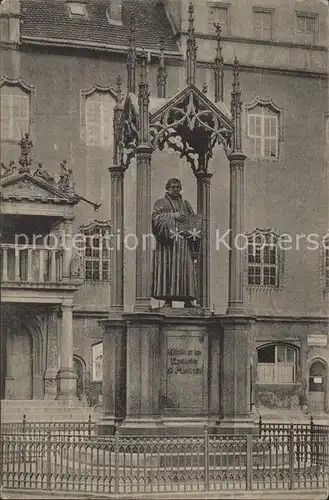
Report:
309,359,327,413
73,356,84,400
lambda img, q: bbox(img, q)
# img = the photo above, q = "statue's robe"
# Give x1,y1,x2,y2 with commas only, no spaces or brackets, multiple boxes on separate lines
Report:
152,193,197,301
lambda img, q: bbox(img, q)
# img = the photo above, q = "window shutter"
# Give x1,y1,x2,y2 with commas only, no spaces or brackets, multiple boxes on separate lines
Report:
102,100,113,147
0,94,11,140
85,100,101,145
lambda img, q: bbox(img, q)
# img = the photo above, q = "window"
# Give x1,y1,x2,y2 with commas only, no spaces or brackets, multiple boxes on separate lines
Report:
248,105,279,158
84,91,114,147
92,343,103,382
247,230,281,287
67,3,87,17
208,4,228,35
80,221,111,282
297,14,315,34
253,9,273,40
1,86,29,141
257,344,297,384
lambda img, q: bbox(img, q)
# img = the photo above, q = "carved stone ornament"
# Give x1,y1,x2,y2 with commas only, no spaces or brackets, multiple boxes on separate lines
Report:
57,160,76,193
150,87,233,174
119,94,140,168
1,161,16,178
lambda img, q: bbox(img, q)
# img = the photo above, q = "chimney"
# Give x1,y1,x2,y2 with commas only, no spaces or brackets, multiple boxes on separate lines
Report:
107,0,123,26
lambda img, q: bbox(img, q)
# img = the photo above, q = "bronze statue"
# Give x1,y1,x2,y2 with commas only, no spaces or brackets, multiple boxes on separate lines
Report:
151,178,202,308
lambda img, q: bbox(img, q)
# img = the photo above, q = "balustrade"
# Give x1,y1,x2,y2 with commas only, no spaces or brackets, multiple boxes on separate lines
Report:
1,244,64,284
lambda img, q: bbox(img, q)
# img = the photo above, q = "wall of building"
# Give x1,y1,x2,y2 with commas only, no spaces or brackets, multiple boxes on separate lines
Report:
252,320,329,414
1,0,328,408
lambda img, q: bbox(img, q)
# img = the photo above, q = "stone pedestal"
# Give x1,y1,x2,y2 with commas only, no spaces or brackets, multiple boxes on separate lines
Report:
219,316,257,434
100,309,223,435
122,312,163,433
98,317,127,434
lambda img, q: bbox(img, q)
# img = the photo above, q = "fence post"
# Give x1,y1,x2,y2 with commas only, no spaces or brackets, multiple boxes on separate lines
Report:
46,429,52,490
22,414,26,435
88,414,92,437
204,425,209,492
258,415,262,436
310,416,314,467
246,434,253,490
288,424,294,490
115,427,120,495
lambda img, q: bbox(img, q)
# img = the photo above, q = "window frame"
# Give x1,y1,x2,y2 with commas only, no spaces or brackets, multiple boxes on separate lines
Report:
248,107,279,159
207,2,229,35
257,344,298,384
296,11,317,43
245,229,285,291
0,77,35,143
80,84,116,147
245,97,284,161
252,8,274,41
80,221,112,283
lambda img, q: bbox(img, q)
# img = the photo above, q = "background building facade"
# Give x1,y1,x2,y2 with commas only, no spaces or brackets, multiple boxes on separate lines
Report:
1,0,328,419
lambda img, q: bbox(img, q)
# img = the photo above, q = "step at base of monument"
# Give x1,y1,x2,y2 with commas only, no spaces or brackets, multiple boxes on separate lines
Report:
1,400,96,423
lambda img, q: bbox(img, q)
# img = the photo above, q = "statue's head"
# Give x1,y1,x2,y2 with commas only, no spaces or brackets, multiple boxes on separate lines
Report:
165,178,182,199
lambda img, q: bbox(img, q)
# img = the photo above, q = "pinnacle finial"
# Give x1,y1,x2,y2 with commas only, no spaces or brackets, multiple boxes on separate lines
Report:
157,36,167,98
140,49,147,81
188,2,194,24
186,2,197,86
115,75,123,104
214,23,224,102
127,18,137,93
214,23,223,59
159,36,165,66
233,56,240,92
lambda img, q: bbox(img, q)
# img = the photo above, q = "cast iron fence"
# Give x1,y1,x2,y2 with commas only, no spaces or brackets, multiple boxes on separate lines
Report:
1,418,328,495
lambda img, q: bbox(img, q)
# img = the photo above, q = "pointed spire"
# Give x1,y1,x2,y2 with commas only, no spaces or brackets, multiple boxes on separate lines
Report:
138,50,150,146
127,19,136,93
157,36,167,98
186,2,197,86
113,75,124,166
231,56,242,152
214,23,224,102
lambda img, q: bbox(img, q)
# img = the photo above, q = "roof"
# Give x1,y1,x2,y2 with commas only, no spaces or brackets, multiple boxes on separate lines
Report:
20,0,179,53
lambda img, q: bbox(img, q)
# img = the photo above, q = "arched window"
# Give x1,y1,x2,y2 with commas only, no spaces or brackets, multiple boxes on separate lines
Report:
0,79,34,141
257,343,297,384
246,97,283,159
80,86,116,147
247,229,283,288
91,342,103,382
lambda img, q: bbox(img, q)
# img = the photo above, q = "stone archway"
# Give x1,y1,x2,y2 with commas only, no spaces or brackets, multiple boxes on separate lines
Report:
308,358,327,414
1,305,44,400
73,355,86,401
